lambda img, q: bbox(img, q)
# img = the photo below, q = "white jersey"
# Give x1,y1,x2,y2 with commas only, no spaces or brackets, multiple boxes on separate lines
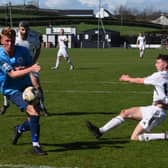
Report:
58,35,68,48
144,71,168,104
15,30,40,60
137,35,146,50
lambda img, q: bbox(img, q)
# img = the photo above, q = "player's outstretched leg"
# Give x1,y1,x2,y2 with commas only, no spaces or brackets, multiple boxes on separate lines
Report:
86,121,102,139
86,116,124,139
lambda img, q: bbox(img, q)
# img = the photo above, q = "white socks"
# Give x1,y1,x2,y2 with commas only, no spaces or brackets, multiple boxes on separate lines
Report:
32,142,40,147
99,116,124,133
140,51,144,58
55,57,60,68
138,133,165,141
66,57,73,66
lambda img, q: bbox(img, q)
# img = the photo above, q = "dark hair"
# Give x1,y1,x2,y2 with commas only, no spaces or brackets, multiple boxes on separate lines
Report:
157,54,168,63
19,21,29,28
1,27,16,39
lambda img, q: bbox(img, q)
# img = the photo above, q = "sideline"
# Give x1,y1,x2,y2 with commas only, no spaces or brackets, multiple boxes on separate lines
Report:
0,164,57,168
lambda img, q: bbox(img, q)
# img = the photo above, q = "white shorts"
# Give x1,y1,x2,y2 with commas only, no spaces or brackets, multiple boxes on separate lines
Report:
139,44,145,50
139,105,166,132
57,48,69,58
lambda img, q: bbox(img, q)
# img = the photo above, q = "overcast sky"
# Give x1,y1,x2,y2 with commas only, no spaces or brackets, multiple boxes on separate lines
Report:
1,0,168,13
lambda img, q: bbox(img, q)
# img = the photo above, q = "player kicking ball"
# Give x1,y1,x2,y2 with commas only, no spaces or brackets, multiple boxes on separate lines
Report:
87,54,168,141
0,27,47,155
0,21,49,117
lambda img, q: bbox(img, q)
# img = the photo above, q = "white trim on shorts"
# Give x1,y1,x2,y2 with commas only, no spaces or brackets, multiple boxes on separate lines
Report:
139,105,166,132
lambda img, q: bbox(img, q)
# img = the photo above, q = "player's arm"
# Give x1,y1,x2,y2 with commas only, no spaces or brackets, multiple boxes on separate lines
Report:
8,64,40,78
136,38,139,47
33,47,40,63
119,74,144,84
29,72,40,89
33,34,41,63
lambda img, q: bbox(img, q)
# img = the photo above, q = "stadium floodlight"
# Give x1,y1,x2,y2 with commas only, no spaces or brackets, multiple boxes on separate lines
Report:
97,0,110,48
5,1,13,27
97,0,101,48
8,1,13,27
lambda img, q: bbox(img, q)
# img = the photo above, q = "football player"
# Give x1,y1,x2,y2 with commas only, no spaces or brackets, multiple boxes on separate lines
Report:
87,54,168,141
0,21,49,116
0,27,47,155
136,32,146,58
51,28,74,70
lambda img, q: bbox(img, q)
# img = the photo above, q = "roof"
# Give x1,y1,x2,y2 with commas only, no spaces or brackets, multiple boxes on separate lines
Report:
95,8,112,18
151,14,168,26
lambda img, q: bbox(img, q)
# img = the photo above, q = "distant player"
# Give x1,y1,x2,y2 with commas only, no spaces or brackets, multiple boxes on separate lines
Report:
86,54,168,141
136,32,146,58
51,28,74,70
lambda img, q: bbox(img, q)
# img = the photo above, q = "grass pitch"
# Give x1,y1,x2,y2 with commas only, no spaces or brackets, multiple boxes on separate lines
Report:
0,48,168,168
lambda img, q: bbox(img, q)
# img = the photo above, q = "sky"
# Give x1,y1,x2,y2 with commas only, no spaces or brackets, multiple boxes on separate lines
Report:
1,0,168,14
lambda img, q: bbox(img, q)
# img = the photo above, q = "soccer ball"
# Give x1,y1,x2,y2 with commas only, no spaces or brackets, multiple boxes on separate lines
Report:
22,86,38,103
64,37,68,42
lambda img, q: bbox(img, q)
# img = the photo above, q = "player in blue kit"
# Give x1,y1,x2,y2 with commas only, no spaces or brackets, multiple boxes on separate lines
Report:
0,21,49,116
0,27,47,155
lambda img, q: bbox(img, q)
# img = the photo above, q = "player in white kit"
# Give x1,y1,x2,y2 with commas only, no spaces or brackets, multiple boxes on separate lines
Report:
87,54,168,141
0,21,49,116
51,28,74,70
16,21,41,62
136,32,146,58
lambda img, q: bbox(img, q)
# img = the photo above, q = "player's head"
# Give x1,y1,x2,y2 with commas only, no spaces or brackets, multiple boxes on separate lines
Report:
156,54,168,71
139,32,143,36
18,21,30,38
0,27,16,53
60,28,64,35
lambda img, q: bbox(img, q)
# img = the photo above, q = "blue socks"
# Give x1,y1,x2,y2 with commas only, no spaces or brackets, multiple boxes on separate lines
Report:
18,119,30,133
29,116,40,143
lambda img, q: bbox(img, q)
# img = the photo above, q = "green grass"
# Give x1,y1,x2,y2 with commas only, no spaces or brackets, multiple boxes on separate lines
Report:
0,48,168,168
30,23,160,35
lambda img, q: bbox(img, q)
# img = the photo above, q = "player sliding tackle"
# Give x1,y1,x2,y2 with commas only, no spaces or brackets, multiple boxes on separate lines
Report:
87,54,168,141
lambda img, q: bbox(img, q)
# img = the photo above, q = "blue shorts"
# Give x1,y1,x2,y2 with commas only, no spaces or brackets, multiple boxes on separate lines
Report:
7,91,28,112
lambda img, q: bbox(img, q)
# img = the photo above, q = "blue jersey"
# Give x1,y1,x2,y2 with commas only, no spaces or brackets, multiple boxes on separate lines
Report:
0,45,33,96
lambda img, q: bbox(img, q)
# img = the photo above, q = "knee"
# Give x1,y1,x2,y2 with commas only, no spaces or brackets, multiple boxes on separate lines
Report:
26,104,39,116
130,135,139,141
120,109,129,118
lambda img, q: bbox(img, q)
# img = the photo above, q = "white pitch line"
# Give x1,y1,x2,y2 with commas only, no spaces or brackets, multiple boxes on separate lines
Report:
0,164,57,168
41,81,138,85
51,90,151,94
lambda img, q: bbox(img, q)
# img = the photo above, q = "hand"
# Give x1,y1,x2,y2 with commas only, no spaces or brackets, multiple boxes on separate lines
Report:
30,64,41,73
119,74,130,81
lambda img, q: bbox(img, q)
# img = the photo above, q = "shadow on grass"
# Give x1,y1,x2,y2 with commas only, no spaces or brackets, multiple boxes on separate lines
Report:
76,67,101,70
48,111,116,116
42,139,130,153
3,112,116,118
